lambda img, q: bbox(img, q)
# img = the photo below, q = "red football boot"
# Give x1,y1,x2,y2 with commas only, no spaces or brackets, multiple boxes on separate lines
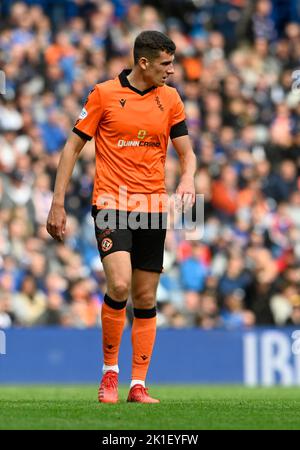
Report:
127,384,160,403
98,370,118,404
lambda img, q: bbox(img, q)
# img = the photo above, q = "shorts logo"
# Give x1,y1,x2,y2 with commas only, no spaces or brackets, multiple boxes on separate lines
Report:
101,238,113,252
137,129,147,140
79,107,88,119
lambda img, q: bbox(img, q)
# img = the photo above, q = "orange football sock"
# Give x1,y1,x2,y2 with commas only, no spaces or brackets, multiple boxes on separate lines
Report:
131,308,157,381
101,294,127,366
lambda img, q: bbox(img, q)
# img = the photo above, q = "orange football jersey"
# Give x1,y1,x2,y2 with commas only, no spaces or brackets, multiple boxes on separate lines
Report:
73,70,186,211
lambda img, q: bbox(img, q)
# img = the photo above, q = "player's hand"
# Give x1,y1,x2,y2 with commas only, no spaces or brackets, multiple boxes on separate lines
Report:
175,175,195,212
46,203,66,242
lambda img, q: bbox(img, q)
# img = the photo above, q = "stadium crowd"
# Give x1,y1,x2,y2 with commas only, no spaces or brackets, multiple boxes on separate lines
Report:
1,0,300,330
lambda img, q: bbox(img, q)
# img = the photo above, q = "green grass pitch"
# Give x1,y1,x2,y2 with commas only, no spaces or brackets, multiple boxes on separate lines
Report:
0,385,300,430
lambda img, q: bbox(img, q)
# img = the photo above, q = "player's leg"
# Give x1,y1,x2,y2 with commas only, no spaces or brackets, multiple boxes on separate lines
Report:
127,226,166,403
93,208,133,403
130,269,160,383
98,251,132,403
102,251,132,369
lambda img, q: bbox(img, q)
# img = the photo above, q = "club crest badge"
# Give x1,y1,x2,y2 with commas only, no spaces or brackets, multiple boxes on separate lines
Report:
101,238,113,252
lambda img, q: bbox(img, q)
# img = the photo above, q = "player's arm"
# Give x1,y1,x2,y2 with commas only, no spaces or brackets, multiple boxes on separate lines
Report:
46,133,86,241
172,134,196,210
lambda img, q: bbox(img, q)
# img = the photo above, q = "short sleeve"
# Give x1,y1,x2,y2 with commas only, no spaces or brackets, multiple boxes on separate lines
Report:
170,90,185,128
73,86,103,140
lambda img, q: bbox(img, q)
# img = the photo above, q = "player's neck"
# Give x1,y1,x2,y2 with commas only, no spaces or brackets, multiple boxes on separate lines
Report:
127,68,154,91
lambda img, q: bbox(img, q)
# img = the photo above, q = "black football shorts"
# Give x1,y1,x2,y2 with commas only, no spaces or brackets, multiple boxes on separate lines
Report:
92,207,167,273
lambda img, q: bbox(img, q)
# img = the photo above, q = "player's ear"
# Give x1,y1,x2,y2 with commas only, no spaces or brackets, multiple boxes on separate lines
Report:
139,57,149,71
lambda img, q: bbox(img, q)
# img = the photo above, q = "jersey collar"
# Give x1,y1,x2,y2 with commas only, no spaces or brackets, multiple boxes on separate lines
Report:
118,69,156,96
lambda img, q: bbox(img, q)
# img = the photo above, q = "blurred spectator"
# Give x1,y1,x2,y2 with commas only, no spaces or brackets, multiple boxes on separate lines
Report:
252,0,277,42
180,241,208,293
211,165,239,219
36,291,65,326
221,289,256,329
270,282,297,325
0,290,15,328
218,253,253,306
12,273,46,326
285,294,300,326
196,290,221,329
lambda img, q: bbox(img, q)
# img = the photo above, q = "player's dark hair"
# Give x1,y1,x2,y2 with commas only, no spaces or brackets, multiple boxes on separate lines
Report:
133,31,176,64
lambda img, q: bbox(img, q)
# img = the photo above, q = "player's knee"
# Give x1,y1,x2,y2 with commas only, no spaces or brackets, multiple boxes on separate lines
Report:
108,281,130,301
133,292,156,309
